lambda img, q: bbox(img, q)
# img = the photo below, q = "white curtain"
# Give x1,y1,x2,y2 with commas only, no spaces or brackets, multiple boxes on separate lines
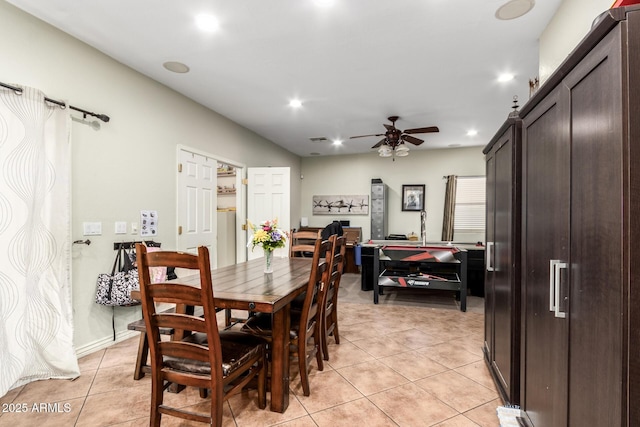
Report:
0,86,79,397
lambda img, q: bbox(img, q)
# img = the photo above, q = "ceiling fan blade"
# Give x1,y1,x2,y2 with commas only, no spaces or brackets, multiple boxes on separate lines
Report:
371,138,387,149
404,126,439,134
402,134,424,145
350,133,384,139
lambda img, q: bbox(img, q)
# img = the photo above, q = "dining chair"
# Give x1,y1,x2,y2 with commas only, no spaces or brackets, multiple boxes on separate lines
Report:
136,244,267,427
242,238,331,396
289,229,321,258
320,235,347,361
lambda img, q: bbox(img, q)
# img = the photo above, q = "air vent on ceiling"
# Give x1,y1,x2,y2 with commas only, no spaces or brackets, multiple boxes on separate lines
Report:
309,137,328,142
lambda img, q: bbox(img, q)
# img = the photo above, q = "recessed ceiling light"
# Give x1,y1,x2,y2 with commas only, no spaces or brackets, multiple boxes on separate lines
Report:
332,139,343,146
495,0,535,20
288,99,303,108
163,61,190,73
498,73,515,82
466,130,478,137
195,14,219,32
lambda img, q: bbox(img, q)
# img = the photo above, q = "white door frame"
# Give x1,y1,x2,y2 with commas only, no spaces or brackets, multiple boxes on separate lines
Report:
176,145,247,265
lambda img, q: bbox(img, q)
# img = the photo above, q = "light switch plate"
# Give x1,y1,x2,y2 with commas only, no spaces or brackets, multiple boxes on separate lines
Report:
115,221,127,234
83,222,102,236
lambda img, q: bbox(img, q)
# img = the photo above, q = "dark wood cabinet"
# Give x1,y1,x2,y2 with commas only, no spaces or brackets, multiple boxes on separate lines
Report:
517,6,640,426
483,117,521,405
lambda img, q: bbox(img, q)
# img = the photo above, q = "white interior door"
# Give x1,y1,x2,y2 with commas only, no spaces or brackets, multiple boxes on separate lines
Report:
247,167,290,260
177,149,217,267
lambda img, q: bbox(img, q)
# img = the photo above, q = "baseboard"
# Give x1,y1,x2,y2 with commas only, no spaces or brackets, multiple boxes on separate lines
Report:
75,329,139,359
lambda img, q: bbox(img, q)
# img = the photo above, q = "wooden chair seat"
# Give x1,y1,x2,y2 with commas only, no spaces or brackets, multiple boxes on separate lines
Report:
165,331,266,377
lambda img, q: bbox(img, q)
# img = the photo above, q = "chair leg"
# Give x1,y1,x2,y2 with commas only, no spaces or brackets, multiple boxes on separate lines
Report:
224,309,232,327
314,338,324,373
332,308,340,345
133,332,149,380
150,375,163,427
321,314,330,362
257,350,267,409
299,343,311,397
332,324,340,345
211,388,224,427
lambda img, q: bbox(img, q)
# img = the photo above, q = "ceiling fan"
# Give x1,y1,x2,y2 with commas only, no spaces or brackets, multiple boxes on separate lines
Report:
350,116,439,158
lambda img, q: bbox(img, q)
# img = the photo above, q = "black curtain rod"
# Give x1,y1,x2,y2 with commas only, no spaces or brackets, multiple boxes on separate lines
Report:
0,81,110,123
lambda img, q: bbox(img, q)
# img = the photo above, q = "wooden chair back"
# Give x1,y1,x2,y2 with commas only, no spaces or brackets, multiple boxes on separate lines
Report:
241,236,331,396
136,243,266,426
295,237,331,395
321,235,347,360
289,229,321,257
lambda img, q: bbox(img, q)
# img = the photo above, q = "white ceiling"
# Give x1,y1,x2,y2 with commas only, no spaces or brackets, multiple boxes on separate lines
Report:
7,0,562,157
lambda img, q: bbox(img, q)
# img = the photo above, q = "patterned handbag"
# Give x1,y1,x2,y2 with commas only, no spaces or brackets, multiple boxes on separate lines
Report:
95,244,140,306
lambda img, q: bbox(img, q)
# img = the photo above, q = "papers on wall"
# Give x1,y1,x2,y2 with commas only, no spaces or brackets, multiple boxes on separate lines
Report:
140,210,158,236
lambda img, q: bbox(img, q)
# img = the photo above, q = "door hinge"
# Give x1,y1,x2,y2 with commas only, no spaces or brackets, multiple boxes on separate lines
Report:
178,225,183,235
242,178,248,185
241,223,247,231
178,163,183,173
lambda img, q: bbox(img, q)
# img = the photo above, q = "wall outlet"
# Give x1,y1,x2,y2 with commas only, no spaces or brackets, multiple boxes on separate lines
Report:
83,222,102,236
115,221,127,234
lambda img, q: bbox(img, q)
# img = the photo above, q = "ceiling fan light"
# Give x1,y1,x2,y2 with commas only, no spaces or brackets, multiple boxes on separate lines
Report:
395,149,409,157
378,146,392,157
395,144,409,153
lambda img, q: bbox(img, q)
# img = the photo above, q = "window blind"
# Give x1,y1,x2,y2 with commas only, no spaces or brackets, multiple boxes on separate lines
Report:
454,176,486,232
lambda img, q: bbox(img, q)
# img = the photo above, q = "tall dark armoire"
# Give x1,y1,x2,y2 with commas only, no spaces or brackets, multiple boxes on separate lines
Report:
483,116,521,406
517,6,640,427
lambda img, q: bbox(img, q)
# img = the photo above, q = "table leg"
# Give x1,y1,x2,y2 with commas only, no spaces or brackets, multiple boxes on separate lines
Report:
270,305,291,412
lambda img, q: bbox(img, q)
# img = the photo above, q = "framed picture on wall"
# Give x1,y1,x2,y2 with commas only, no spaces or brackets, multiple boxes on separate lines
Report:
402,184,425,211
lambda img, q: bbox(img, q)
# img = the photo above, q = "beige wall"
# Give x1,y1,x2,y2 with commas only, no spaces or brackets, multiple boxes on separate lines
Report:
539,0,613,82
0,1,301,354
300,147,486,243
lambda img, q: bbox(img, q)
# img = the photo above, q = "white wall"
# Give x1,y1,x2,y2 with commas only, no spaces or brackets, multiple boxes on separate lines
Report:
300,147,485,243
539,0,613,82
0,1,302,354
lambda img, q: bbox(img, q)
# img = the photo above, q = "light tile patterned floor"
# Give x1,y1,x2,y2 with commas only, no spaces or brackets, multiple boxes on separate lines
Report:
0,274,501,426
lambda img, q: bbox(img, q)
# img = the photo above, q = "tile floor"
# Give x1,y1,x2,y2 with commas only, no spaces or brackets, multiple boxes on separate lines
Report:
0,274,502,426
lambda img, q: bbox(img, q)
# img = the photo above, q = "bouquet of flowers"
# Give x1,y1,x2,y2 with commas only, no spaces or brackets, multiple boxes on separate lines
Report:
247,219,287,252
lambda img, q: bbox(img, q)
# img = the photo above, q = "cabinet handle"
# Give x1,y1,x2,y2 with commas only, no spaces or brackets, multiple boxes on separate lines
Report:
486,242,494,272
549,259,567,318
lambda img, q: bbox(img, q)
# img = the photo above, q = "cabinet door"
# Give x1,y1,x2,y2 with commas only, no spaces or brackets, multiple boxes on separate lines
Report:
484,153,495,360
521,86,570,427
564,25,623,427
493,130,516,401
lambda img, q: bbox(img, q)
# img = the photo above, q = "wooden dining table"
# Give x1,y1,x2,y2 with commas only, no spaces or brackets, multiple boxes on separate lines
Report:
133,256,313,413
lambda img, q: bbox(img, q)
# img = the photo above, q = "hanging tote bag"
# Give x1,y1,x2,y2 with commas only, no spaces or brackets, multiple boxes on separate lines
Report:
95,244,140,306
